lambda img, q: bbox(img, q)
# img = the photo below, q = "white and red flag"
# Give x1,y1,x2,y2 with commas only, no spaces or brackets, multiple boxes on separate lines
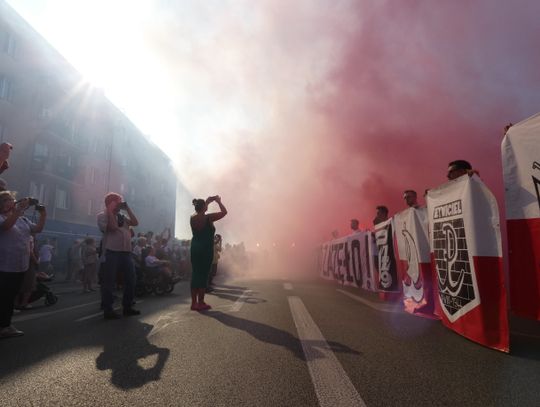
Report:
427,175,509,352
502,113,540,320
394,207,438,318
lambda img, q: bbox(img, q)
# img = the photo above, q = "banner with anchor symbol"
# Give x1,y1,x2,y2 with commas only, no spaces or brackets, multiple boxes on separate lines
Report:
427,174,509,352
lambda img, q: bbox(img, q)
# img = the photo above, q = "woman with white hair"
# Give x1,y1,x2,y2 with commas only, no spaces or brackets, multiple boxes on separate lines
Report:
0,191,46,338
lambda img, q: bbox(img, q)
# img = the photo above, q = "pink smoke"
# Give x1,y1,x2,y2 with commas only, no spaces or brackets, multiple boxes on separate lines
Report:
146,0,540,249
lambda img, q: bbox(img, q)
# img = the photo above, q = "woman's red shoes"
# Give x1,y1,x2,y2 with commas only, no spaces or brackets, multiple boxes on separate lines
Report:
191,303,211,311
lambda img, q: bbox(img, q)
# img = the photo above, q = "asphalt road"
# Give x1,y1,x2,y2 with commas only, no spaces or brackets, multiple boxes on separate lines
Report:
1,274,539,407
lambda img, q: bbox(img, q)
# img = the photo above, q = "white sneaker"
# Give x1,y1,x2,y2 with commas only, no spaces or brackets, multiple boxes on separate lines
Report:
0,325,24,338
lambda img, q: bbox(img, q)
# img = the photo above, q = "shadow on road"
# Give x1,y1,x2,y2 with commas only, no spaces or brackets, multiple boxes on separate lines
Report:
96,320,170,389
203,311,361,361
0,291,181,388
509,333,540,361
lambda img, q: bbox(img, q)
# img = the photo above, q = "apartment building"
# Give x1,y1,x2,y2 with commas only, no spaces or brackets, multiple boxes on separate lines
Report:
0,2,177,266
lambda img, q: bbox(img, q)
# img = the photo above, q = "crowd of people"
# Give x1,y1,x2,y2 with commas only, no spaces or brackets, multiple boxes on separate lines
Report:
342,159,478,238
0,136,484,340
0,140,231,337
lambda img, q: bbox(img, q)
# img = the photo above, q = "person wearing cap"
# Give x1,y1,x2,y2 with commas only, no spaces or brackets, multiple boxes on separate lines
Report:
447,160,479,180
403,190,420,209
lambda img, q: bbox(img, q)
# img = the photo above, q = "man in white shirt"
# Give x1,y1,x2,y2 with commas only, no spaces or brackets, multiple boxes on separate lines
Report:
97,192,140,319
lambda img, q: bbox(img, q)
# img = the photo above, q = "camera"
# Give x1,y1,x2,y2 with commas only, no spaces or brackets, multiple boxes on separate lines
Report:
118,201,128,210
28,197,46,211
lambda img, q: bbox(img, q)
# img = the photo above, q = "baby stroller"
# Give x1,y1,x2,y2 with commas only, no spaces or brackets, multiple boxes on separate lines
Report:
28,276,58,306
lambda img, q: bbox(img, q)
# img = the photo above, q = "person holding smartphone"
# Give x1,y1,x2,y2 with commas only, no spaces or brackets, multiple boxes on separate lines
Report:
190,195,227,310
0,191,46,338
97,192,140,319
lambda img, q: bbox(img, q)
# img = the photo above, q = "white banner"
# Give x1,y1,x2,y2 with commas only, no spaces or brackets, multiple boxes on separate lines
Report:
318,232,377,291
394,208,429,300
394,207,437,317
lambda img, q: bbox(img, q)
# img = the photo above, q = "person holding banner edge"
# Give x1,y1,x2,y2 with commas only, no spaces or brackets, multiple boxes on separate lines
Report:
373,205,389,226
447,160,479,180
403,190,421,209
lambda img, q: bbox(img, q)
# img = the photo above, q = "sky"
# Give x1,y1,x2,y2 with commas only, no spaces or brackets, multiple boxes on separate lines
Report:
7,0,540,248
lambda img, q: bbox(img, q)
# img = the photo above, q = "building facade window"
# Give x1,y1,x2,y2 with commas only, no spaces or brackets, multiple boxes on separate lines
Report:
114,125,125,140
60,118,79,142
55,188,69,210
0,76,14,102
90,167,97,184
39,106,52,119
32,143,49,169
1,32,17,58
54,153,75,179
29,182,45,203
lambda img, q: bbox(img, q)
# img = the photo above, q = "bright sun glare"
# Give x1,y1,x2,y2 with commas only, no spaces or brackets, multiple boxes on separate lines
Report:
25,1,167,139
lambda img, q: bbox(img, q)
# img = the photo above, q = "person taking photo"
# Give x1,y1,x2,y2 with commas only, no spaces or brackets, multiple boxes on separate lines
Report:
0,192,46,338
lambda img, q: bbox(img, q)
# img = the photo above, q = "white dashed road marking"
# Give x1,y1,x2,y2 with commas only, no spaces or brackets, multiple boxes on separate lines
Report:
229,289,252,313
74,301,145,322
288,296,367,407
13,301,102,322
283,282,293,290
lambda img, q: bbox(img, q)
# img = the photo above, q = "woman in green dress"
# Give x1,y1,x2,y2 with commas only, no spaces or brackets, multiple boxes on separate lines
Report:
190,195,227,310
